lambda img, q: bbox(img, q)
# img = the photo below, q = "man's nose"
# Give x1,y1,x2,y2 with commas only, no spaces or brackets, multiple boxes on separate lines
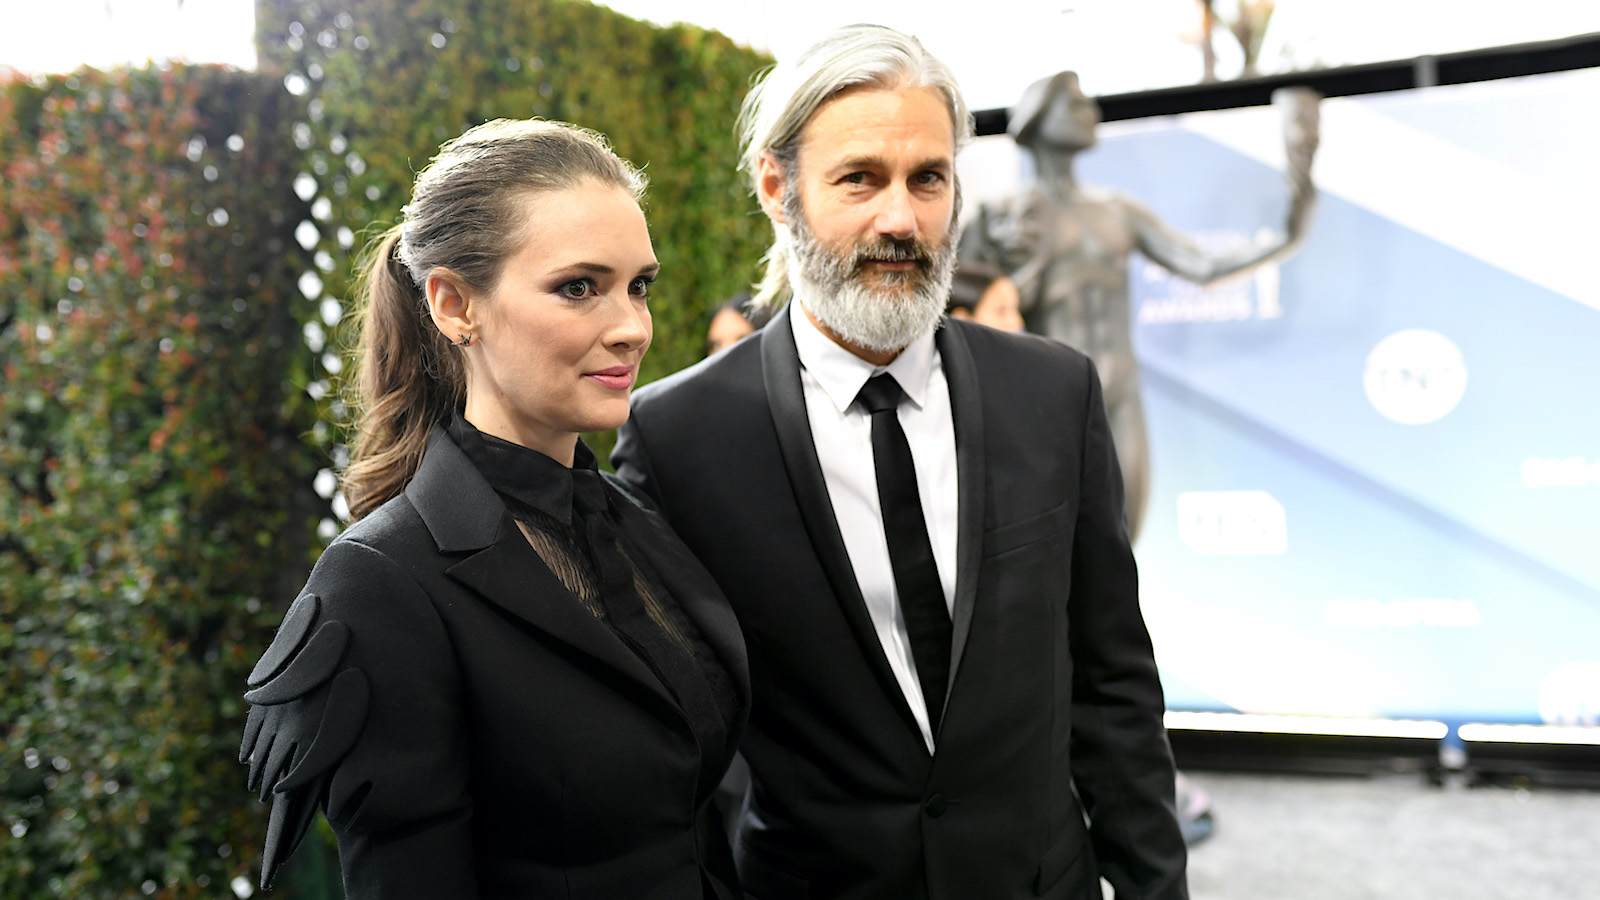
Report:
873,185,918,241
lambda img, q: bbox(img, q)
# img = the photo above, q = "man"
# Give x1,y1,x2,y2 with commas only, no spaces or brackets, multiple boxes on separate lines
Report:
614,24,1186,900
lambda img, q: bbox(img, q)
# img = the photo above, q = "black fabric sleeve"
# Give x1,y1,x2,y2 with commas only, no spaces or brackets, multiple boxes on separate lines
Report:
1063,357,1189,899
241,538,477,898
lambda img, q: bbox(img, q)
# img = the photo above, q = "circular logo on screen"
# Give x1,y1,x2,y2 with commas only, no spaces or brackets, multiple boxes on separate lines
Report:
1539,661,1600,727
1362,329,1468,425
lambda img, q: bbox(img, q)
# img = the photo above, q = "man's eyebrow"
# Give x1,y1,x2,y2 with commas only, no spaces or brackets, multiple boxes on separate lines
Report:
827,155,952,173
829,155,886,172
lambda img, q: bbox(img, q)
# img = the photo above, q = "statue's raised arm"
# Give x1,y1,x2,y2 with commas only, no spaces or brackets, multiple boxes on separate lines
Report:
1130,85,1320,284
961,71,1321,542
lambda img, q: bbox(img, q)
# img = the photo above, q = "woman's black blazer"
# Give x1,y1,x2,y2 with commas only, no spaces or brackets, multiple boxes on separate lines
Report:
241,427,750,899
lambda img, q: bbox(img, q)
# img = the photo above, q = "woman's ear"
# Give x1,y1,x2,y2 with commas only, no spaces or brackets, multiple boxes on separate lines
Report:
425,269,476,346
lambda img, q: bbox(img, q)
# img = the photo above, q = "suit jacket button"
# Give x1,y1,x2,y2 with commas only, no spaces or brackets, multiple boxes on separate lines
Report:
924,794,948,818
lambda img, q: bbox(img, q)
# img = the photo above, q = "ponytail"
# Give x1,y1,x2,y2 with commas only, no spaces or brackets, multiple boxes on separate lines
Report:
340,228,465,520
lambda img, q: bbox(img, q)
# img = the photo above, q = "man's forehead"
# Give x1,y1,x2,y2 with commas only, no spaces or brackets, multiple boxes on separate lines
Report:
793,85,956,167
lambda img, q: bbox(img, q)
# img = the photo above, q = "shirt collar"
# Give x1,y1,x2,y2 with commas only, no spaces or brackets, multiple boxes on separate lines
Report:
446,412,595,525
789,297,940,416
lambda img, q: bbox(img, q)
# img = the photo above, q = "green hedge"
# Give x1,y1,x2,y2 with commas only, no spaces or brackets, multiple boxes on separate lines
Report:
0,65,328,897
0,3,773,895
253,0,774,461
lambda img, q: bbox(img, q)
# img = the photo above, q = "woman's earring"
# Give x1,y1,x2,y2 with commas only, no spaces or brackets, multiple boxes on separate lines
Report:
453,332,472,347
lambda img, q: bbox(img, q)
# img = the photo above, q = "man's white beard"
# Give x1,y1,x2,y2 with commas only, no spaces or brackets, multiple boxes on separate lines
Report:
784,187,956,355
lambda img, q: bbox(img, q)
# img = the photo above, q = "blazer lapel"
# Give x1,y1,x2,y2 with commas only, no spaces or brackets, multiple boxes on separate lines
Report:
760,305,924,742
935,321,986,696
406,429,676,711
608,485,752,737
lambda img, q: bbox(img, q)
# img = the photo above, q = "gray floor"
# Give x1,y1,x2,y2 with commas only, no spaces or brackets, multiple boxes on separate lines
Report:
1167,771,1600,900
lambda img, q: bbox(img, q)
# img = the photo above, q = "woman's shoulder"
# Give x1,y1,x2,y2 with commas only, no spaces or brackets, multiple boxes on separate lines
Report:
311,488,450,579
260,494,446,695
242,489,465,886
332,487,431,552
288,491,457,661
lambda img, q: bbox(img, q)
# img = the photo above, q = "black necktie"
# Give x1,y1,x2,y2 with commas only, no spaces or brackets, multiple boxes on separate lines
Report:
856,373,953,735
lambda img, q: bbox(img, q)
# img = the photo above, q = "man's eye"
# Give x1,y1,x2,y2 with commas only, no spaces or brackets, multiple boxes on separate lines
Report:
915,171,944,186
559,279,594,299
843,172,869,184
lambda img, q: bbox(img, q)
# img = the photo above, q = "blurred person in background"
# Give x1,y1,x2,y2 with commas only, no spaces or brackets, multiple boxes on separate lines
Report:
616,24,1185,900
240,119,747,900
946,260,1025,332
706,291,774,356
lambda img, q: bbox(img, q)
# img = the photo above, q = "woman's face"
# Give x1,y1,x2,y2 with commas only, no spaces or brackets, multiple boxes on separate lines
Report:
972,277,1025,333
462,181,657,462
706,306,754,356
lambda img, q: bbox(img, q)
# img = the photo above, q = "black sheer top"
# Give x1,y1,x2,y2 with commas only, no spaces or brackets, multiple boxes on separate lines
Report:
445,415,740,776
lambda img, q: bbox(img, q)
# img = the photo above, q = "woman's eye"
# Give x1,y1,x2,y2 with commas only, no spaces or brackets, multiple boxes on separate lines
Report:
629,276,653,298
559,279,594,299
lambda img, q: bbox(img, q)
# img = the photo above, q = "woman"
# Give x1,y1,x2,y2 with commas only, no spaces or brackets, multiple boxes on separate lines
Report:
704,296,755,357
946,261,1025,333
239,120,748,899
703,292,773,357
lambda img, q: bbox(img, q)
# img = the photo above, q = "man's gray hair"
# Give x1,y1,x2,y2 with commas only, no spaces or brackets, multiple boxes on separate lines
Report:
737,24,973,309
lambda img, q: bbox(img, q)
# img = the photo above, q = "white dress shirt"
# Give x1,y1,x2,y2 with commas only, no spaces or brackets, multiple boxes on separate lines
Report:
790,300,958,752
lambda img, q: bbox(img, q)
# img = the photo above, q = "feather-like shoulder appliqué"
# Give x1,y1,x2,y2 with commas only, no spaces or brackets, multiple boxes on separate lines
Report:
240,591,370,889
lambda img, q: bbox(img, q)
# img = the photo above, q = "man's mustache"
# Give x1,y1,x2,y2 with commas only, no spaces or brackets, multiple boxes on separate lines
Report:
850,238,934,272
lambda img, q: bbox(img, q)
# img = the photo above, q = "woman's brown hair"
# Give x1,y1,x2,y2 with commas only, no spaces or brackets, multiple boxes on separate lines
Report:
341,120,647,520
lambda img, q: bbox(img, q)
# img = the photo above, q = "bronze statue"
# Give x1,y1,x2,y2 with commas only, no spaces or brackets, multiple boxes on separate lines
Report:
962,71,1319,540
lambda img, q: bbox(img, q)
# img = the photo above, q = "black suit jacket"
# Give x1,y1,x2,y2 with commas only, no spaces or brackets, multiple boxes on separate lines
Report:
613,307,1186,900
242,428,749,899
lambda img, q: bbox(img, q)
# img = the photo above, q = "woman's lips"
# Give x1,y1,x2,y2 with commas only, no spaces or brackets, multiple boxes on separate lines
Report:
583,365,635,390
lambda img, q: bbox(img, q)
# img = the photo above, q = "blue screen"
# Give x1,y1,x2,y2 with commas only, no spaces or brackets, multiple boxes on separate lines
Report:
1058,68,1600,727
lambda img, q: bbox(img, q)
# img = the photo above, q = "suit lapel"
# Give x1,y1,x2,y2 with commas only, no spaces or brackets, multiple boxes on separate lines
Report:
760,305,924,741
406,429,676,711
607,484,752,741
936,321,986,694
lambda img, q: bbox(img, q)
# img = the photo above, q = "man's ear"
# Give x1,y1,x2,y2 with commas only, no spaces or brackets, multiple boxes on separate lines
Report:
424,269,476,345
756,151,788,224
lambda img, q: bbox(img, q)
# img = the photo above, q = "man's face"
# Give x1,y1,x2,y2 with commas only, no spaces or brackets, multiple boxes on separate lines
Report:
758,85,960,354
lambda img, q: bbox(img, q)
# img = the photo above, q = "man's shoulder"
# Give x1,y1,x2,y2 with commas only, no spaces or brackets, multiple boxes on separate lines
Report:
633,329,766,413
618,330,773,482
947,318,1089,378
